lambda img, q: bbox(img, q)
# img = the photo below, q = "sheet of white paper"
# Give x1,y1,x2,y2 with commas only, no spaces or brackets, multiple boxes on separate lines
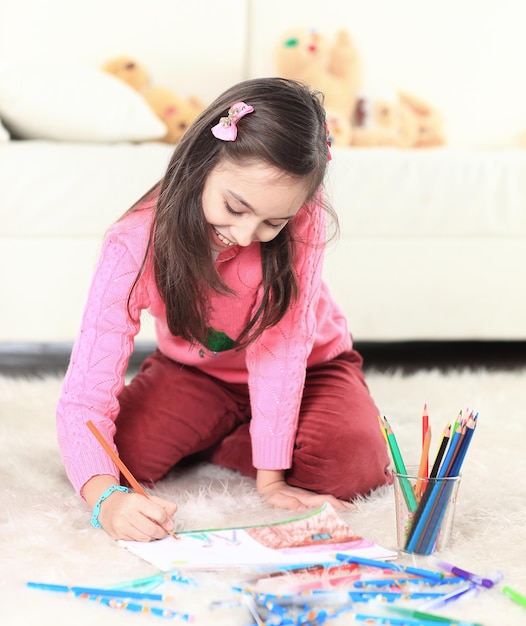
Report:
119,503,397,571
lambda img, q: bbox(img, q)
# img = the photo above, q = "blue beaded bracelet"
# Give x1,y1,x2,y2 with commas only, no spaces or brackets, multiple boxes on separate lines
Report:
90,485,130,528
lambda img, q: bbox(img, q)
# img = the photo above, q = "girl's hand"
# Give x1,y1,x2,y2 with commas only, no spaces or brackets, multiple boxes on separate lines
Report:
256,469,353,512
82,475,178,541
98,490,178,541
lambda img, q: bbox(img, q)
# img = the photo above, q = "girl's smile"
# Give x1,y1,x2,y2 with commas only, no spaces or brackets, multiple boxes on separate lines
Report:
212,226,236,248
202,160,310,253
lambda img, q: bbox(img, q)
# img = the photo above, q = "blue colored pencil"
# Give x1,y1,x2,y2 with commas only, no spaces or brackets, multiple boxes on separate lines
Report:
416,418,477,553
110,570,197,590
335,554,443,582
87,595,193,621
420,582,478,610
405,420,466,553
404,419,462,548
353,576,464,588
449,416,477,476
27,581,172,601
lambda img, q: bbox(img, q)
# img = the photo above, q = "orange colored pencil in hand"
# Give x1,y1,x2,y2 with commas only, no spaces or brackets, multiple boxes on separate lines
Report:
86,420,178,539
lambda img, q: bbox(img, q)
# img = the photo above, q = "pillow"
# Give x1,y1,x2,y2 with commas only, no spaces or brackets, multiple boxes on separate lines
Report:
0,117,9,142
0,60,167,142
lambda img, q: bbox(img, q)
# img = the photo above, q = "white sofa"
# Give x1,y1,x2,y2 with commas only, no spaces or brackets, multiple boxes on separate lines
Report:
1,0,526,351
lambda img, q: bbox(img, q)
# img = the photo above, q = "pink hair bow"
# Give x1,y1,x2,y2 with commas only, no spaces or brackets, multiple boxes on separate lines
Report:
211,101,254,141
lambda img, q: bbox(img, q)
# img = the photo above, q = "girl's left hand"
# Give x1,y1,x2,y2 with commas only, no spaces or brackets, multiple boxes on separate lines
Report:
256,469,353,512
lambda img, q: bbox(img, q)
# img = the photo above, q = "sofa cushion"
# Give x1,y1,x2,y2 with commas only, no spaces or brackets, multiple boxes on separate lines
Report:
0,60,167,142
327,147,526,238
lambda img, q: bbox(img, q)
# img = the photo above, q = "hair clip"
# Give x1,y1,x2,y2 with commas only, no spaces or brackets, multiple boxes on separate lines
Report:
325,122,333,161
211,101,254,141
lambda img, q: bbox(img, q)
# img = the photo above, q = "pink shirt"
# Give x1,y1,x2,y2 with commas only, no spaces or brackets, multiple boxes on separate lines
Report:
56,200,352,495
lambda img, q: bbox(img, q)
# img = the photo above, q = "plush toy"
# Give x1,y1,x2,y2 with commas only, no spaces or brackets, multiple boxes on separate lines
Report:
101,57,150,91
275,28,361,146
274,27,445,149
398,91,445,148
352,91,403,147
142,87,204,144
352,89,445,148
325,110,353,148
102,56,204,143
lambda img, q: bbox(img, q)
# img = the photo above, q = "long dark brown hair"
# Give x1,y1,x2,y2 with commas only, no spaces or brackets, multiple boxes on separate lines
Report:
128,77,336,348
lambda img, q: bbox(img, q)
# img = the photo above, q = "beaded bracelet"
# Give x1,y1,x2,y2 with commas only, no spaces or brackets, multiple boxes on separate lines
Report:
90,485,130,528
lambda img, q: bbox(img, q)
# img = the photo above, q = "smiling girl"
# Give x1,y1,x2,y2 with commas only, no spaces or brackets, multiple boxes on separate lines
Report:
56,77,391,541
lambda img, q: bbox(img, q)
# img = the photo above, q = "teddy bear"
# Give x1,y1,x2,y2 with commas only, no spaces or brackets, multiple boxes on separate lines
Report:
102,56,204,144
351,89,445,148
274,28,445,149
352,90,404,147
397,90,445,148
275,28,362,146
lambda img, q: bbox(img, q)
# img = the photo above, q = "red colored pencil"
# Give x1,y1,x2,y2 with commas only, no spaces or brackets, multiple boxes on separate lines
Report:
421,404,429,479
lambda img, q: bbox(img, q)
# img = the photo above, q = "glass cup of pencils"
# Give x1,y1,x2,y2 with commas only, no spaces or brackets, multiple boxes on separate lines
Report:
393,465,461,555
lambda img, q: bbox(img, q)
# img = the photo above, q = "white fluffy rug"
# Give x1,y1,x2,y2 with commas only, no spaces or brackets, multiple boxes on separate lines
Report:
2,368,526,626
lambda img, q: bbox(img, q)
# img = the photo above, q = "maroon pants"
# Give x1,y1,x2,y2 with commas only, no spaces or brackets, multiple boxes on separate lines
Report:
114,349,391,501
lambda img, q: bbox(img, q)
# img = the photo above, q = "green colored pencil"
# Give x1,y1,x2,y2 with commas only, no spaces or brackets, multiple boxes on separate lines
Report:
503,585,526,609
384,418,418,512
385,604,484,625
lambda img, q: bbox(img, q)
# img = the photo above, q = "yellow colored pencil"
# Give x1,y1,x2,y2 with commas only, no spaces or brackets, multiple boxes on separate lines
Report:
377,415,388,443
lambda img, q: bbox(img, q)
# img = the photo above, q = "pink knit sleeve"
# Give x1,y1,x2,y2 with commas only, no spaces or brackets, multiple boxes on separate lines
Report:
246,199,327,470
56,214,152,495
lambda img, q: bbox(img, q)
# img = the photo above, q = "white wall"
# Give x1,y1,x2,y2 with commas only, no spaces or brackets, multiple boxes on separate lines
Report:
248,0,526,147
0,0,248,104
1,0,525,147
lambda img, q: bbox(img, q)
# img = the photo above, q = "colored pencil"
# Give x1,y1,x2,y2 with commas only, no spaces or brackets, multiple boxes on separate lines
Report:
383,417,418,512
429,423,451,478
339,610,459,625
86,420,148,496
26,581,173,601
384,604,484,625
354,576,464,588
422,404,429,478
377,415,388,444
85,420,178,539
502,585,526,609
416,419,478,553
335,554,443,582
440,421,466,477
406,476,456,554
415,425,432,500
404,417,467,552
87,595,193,621
408,418,475,554
449,416,477,477
421,582,478,610
110,570,197,590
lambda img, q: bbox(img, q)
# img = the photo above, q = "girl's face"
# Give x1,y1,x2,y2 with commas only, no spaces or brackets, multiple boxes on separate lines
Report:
202,160,311,252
